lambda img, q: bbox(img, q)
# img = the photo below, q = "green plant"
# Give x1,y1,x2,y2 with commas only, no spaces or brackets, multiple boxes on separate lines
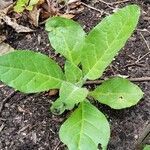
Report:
143,145,150,150
0,5,143,150
14,0,39,13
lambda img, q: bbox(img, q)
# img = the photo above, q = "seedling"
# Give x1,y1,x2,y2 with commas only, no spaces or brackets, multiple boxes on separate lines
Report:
0,5,143,150
14,0,39,13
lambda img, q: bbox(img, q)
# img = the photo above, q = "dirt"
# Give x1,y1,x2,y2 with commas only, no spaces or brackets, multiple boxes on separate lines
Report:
0,0,150,150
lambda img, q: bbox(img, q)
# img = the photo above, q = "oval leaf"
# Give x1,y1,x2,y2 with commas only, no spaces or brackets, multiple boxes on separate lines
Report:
82,5,140,80
90,77,143,109
51,81,88,115
45,17,86,64
0,50,64,93
65,61,83,84
59,101,110,150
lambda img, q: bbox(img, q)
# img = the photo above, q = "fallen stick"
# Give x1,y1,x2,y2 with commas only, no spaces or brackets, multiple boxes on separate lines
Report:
85,77,150,85
0,91,17,115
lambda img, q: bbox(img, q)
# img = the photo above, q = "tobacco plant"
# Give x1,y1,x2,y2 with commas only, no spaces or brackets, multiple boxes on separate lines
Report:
0,5,143,150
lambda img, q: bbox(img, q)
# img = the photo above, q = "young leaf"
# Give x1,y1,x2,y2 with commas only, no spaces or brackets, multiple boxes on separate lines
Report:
90,77,143,109
14,0,39,13
14,0,29,13
0,50,64,93
51,81,88,115
45,17,86,64
65,61,82,84
143,145,150,150
59,101,110,150
82,5,140,80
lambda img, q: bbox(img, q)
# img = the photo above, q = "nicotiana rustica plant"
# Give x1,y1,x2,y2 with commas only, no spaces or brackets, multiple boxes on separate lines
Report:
0,5,143,150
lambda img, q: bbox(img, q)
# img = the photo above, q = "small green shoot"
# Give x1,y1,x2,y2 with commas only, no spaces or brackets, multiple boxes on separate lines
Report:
14,0,39,13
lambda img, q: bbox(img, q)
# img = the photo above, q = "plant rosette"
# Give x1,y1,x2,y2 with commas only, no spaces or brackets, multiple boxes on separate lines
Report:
0,5,143,150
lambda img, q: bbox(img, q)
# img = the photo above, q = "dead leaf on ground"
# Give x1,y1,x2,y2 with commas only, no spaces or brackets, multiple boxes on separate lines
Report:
59,13,75,19
67,0,80,5
3,15,34,33
0,0,13,10
0,34,14,56
0,42,14,56
0,3,13,24
49,89,58,96
29,6,41,27
0,35,6,43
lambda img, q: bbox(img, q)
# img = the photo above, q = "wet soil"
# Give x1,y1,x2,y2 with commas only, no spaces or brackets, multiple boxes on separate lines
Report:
0,0,150,150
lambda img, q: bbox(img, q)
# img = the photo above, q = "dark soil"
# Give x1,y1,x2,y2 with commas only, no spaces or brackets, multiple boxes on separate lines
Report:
0,0,150,150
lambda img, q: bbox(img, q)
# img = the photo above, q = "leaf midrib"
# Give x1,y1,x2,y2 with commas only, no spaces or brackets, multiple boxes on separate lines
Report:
0,65,63,82
83,18,131,80
57,29,74,63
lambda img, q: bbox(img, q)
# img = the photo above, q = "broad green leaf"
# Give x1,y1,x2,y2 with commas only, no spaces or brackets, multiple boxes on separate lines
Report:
82,5,140,80
0,50,64,93
59,101,110,150
143,145,150,150
51,81,88,115
90,77,143,109
65,61,82,84
45,17,86,64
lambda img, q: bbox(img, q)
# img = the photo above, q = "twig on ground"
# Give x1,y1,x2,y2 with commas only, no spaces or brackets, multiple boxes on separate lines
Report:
0,84,5,88
98,0,130,5
135,32,150,63
17,124,31,134
54,141,61,150
81,2,104,14
85,77,150,85
0,123,5,132
140,32,150,51
136,123,150,149
137,28,150,34
110,0,130,5
97,0,111,5
0,91,17,115
125,62,145,68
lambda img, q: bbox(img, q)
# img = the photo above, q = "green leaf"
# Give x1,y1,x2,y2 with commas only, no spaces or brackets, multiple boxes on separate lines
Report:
26,0,39,11
59,101,110,150
45,17,86,64
65,61,82,84
51,82,88,115
14,0,39,12
82,5,140,80
90,77,143,109
143,145,150,150
14,0,29,13
0,50,64,93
